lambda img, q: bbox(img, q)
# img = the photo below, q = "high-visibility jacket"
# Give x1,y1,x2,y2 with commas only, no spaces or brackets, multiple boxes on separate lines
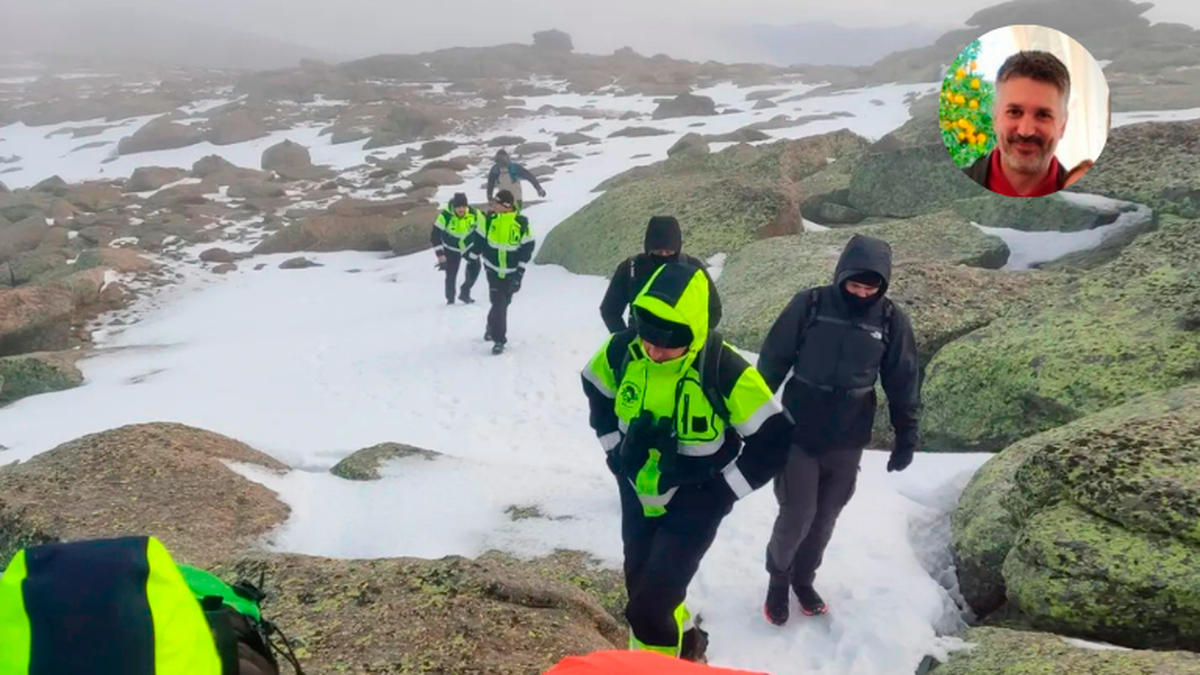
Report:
0,536,223,675
431,207,485,254
467,211,535,279
582,263,791,517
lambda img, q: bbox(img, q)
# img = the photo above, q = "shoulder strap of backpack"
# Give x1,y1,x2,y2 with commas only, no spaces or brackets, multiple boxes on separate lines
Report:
881,297,894,348
699,331,730,423
795,287,821,362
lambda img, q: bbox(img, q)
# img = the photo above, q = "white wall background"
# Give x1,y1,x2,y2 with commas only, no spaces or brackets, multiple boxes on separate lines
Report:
976,24,1110,171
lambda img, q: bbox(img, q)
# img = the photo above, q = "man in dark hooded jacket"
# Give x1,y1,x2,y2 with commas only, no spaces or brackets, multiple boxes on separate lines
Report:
755,234,921,625
600,216,722,334
486,149,546,209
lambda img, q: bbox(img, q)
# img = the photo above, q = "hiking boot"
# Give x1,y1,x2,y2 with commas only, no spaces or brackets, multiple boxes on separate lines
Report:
492,342,506,355
680,626,708,663
459,292,475,304
446,297,455,305
764,583,790,626
484,328,492,342
795,584,827,616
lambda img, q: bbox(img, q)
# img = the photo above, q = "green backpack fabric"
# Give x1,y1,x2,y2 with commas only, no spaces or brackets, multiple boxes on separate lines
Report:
178,565,303,675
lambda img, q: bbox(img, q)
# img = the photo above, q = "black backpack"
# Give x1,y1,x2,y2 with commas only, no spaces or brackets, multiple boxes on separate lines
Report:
794,287,894,361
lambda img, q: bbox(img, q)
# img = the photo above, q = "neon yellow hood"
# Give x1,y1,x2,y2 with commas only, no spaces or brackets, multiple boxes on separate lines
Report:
631,263,711,355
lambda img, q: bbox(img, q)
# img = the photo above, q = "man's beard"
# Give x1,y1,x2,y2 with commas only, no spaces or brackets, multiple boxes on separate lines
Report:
1002,133,1053,175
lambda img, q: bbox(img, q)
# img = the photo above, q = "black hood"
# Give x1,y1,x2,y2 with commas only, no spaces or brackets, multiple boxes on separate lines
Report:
834,234,892,297
644,216,683,254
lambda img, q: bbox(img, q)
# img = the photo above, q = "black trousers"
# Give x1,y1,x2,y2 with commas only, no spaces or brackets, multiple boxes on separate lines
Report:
765,445,863,587
442,250,480,302
619,477,732,650
486,271,519,344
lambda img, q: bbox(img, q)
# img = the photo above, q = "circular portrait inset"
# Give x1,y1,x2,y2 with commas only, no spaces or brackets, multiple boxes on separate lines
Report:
940,25,1110,198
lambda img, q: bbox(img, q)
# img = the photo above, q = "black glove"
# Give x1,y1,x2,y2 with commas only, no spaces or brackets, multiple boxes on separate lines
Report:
511,272,524,292
605,449,622,476
888,428,918,473
620,411,676,475
887,445,915,473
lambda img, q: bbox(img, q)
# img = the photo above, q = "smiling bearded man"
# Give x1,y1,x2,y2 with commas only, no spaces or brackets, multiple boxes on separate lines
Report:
963,50,1072,197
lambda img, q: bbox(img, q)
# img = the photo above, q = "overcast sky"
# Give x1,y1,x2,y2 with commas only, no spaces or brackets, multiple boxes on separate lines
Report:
9,0,1200,64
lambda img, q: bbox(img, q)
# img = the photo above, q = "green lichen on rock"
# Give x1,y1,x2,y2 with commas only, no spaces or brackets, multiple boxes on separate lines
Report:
1003,502,1200,650
1068,120,1200,218
932,627,1200,674
717,211,1019,353
951,441,1038,613
923,215,1200,452
330,442,441,481
952,193,1136,232
847,144,983,218
536,131,872,277
211,549,624,675
952,384,1200,649
0,351,84,404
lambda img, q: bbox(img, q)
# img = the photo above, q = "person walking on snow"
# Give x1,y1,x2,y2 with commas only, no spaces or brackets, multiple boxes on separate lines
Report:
582,262,793,661
467,189,534,355
600,216,722,334
755,233,921,624
432,192,484,305
486,149,546,210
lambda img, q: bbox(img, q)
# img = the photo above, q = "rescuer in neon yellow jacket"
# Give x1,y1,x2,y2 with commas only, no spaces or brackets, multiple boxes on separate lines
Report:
466,189,535,354
581,262,793,661
431,192,484,305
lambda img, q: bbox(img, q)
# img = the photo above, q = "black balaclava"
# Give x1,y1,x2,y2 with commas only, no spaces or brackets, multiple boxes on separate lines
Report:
833,234,892,312
839,271,885,311
644,216,683,265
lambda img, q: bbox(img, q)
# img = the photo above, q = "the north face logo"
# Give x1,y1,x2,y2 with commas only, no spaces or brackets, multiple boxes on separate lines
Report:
619,382,640,406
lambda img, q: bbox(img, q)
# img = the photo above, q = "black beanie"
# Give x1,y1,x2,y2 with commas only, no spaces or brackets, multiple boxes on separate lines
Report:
644,216,682,254
450,193,469,209
494,190,516,208
846,271,883,288
634,306,693,349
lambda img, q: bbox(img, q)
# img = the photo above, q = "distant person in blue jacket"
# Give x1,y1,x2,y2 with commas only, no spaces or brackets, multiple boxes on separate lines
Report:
487,149,546,211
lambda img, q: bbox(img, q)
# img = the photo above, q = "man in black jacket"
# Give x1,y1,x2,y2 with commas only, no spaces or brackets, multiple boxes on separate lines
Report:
755,234,921,625
600,216,722,334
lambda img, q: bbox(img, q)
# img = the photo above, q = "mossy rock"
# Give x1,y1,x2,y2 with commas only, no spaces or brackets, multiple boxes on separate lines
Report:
1068,120,1200,218
537,131,872,276
922,215,1200,452
330,442,441,481
1004,502,1200,650
848,144,983,218
537,174,794,277
932,627,1200,674
0,351,84,404
716,211,1020,354
952,384,1200,648
952,193,1137,232
209,550,623,675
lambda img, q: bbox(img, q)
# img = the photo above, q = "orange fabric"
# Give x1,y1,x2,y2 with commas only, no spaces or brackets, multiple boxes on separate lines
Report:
544,650,769,674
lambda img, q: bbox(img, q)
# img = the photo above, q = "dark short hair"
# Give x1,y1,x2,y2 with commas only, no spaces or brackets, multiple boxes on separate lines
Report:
996,50,1071,102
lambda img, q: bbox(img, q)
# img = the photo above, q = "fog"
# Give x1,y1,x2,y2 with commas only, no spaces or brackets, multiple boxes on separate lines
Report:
2,0,1199,68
